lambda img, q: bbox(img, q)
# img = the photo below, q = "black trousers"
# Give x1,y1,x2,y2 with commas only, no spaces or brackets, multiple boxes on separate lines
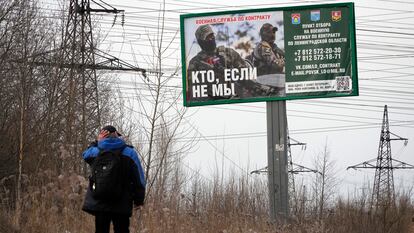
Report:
95,212,130,233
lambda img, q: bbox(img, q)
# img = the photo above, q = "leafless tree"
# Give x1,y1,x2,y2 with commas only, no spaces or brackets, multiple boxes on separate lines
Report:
311,141,338,220
125,0,196,202
0,0,61,227
0,0,117,228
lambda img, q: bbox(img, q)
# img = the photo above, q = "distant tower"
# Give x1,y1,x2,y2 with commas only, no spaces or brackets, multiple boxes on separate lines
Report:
251,130,318,215
287,133,298,206
373,105,396,206
287,132,317,215
347,105,412,208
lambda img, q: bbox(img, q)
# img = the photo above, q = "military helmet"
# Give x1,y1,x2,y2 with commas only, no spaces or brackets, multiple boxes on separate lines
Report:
195,25,215,41
260,23,278,37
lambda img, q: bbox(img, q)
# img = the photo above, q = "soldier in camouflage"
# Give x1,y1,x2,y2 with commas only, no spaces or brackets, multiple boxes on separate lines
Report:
187,24,247,100
252,23,285,75
187,25,278,101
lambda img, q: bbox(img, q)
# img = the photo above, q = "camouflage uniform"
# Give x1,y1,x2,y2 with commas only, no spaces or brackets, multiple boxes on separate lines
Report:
251,23,285,76
253,41,285,75
187,25,278,101
187,45,247,99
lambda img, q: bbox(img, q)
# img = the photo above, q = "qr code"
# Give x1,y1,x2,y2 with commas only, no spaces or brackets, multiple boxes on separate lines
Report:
336,76,351,92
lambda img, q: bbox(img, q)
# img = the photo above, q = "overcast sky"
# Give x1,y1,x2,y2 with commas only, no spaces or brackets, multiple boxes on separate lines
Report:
41,0,414,197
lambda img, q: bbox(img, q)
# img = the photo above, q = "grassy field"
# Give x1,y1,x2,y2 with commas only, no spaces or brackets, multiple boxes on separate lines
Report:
1,170,413,233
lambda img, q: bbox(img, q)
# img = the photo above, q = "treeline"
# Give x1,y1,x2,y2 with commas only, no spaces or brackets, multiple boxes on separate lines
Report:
1,1,413,233
0,0,193,230
0,0,116,214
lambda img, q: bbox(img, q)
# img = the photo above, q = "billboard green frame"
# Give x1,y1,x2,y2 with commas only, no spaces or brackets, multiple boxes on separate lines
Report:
180,2,358,107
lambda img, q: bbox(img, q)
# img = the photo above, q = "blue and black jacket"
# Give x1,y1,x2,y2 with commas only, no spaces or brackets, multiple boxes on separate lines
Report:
82,137,146,216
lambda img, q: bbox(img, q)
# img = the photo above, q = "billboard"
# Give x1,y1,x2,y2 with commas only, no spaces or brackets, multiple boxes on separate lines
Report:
180,2,358,107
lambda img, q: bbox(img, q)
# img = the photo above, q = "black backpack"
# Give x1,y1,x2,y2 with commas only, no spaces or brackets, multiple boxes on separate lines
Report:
90,147,126,201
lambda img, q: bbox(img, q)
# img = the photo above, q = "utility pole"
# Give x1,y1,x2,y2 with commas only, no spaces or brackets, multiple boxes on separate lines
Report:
287,132,306,206
266,101,289,222
287,133,319,216
252,130,318,217
15,1,163,173
347,105,413,209
5,0,159,176
11,0,156,174
255,116,318,221
52,0,148,173
58,0,125,173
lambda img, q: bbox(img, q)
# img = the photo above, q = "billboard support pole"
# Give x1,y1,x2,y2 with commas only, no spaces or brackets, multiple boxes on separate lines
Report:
267,100,289,222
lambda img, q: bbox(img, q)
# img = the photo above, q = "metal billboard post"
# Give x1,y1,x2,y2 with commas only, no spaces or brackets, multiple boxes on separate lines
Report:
267,100,289,222
180,2,358,223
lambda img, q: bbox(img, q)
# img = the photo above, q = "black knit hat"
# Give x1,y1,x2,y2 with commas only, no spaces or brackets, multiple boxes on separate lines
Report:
101,125,122,136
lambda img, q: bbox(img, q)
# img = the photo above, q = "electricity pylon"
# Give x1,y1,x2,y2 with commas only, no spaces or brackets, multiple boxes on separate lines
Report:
250,137,315,176
251,132,318,214
57,0,124,172
347,105,412,209
54,0,148,173
12,0,153,174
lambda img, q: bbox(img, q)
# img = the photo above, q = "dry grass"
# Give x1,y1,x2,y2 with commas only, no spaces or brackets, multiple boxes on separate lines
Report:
1,170,413,233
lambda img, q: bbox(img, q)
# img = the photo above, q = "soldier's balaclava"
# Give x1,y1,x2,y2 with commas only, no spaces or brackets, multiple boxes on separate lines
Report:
195,25,217,53
260,23,278,44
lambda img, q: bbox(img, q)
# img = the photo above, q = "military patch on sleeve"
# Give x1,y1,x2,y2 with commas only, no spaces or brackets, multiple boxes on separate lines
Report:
260,42,272,55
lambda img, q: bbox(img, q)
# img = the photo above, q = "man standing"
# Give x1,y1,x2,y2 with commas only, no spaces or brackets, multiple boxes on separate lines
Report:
252,23,285,76
82,125,146,233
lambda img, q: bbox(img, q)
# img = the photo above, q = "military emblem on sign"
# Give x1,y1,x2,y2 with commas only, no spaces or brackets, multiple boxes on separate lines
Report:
291,13,301,24
332,11,341,22
310,10,320,21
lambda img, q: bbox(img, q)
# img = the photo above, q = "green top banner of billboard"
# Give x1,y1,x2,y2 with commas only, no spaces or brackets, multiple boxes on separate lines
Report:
180,2,358,107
